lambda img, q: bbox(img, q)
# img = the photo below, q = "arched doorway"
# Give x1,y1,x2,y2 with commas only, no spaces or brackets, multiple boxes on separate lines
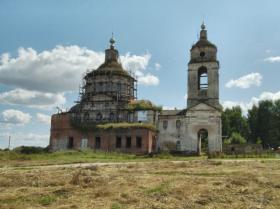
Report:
197,129,208,155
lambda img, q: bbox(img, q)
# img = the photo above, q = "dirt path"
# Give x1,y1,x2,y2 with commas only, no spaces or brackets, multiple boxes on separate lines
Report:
2,158,279,171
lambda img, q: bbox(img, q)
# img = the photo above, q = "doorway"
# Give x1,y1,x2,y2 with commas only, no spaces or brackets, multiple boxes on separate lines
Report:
68,137,74,149
197,129,208,155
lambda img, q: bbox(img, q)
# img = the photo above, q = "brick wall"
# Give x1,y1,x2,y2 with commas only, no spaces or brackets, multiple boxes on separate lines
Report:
50,113,157,154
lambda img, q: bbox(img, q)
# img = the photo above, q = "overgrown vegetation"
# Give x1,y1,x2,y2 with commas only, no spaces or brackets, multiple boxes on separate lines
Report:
128,99,162,111
222,99,280,148
13,146,49,154
71,121,158,132
224,132,246,145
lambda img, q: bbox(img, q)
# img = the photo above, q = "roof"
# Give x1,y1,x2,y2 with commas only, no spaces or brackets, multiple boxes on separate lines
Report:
160,109,182,116
187,102,222,112
191,39,217,50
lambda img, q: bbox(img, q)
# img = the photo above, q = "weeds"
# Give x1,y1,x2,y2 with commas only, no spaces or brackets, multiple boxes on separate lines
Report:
38,194,57,206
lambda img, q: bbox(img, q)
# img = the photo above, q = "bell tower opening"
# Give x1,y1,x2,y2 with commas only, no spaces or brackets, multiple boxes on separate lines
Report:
198,66,208,90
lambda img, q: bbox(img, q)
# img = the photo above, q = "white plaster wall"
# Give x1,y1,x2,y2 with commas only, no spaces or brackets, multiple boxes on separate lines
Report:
185,106,222,153
158,116,185,151
157,104,222,154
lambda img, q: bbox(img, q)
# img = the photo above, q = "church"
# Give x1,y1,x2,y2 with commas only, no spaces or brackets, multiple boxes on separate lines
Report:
158,23,223,154
49,23,223,155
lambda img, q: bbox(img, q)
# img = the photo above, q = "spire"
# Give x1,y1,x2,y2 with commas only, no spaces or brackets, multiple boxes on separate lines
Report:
109,32,115,49
199,21,207,40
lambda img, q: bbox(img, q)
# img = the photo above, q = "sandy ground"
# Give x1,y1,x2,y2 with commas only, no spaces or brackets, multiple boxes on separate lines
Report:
0,159,280,209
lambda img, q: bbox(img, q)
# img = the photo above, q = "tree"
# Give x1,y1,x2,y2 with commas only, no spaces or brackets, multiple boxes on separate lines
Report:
248,105,259,143
222,100,280,149
257,100,273,148
222,106,249,140
269,100,280,148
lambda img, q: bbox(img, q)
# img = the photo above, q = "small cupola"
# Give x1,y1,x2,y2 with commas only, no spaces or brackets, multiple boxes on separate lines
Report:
105,35,119,63
189,22,217,64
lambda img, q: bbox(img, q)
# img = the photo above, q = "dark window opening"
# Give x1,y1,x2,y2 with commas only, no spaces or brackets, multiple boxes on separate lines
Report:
117,83,121,92
126,137,131,148
176,120,181,129
176,140,181,150
136,137,142,148
116,136,122,148
198,67,208,90
200,51,205,57
152,136,157,151
96,112,102,121
95,137,101,149
109,112,114,121
68,137,74,149
163,120,168,129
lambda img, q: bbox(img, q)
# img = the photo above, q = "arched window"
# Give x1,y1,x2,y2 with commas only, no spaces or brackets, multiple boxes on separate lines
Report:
176,120,181,129
198,67,208,90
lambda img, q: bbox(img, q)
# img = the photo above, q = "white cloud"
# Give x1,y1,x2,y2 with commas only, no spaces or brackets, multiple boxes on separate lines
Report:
0,132,49,149
138,74,160,86
0,46,159,94
36,113,51,125
222,90,280,113
121,53,151,72
225,73,262,89
0,46,104,93
0,88,66,109
264,56,280,63
1,109,31,125
155,63,161,71
184,94,188,100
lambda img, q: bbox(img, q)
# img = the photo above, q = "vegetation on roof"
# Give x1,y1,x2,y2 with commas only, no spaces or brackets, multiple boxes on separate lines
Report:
92,66,133,78
71,121,157,132
128,100,162,111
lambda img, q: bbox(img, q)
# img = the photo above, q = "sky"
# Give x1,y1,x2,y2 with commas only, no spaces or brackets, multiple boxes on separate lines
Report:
0,0,280,148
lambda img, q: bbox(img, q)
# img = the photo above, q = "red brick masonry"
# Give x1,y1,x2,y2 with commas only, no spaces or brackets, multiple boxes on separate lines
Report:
50,113,157,154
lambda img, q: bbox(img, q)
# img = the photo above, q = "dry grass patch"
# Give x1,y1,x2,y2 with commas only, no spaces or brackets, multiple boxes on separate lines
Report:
0,160,279,209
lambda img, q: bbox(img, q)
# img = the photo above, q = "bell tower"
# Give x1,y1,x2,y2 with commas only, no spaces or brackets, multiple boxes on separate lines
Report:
187,22,222,110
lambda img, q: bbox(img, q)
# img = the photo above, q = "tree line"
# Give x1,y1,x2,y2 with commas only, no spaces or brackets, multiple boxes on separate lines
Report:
222,100,280,149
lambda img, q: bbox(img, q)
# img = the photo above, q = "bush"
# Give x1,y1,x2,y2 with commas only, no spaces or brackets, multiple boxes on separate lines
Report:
229,132,246,144
256,137,262,145
13,146,48,154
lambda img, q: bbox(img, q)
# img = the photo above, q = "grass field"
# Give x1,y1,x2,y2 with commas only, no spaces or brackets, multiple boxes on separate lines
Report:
0,150,206,167
0,151,280,209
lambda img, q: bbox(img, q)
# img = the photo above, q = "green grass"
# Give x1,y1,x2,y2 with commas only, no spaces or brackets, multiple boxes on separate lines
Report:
0,150,204,167
0,149,278,168
38,195,57,206
144,181,171,195
111,202,123,209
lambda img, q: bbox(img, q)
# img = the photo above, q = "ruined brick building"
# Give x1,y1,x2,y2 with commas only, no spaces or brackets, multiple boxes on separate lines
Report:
50,37,159,154
50,23,222,154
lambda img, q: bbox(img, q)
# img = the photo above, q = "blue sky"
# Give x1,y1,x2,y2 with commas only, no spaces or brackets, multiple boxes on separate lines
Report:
0,0,280,148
